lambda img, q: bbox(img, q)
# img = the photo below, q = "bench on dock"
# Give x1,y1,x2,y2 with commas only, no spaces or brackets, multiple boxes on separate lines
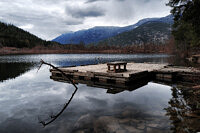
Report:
107,61,127,73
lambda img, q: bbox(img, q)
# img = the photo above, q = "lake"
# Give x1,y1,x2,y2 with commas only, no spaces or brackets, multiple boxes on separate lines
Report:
0,54,199,133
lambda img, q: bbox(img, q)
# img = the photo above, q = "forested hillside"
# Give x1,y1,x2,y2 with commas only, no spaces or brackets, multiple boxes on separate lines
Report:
98,22,171,46
0,22,55,48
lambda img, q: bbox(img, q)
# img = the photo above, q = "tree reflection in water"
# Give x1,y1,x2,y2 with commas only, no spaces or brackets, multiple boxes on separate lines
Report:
0,62,34,81
165,86,200,133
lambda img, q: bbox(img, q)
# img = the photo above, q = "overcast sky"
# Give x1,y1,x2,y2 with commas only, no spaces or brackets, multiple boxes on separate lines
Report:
0,0,170,40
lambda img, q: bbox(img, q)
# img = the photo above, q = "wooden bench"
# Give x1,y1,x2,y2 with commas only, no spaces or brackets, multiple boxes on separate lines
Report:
107,62,127,73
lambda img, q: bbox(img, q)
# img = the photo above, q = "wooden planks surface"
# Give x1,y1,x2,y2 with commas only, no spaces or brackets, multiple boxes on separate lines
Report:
50,62,200,86
52,63,167,78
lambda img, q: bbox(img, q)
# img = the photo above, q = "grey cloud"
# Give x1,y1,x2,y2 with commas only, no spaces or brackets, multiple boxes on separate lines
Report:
65,19,83,25
0,0,170,40
86,96,108,107
85,0,107,3
1,12,82,39
116,0,126,1
66,6,105,18
85,0,125,3
0,0,84,39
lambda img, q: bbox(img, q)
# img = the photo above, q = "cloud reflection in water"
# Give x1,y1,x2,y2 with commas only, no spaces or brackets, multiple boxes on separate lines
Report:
0,54,173,133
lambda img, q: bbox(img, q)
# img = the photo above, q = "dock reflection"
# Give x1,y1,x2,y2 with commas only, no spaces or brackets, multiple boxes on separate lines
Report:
43,75,149,127
49,72,200,132
50,76,149,94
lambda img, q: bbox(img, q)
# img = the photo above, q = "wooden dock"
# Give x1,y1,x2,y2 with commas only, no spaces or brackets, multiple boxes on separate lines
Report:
154,65,200,84
50,62,200,91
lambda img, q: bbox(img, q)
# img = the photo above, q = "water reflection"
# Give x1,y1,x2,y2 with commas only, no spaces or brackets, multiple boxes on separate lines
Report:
165,86,200,133
44,66,150,127
0,65,173,133
0,53,169,64
0,62,34,81
38,60,80,127
51,75,149,94
0,54,199,133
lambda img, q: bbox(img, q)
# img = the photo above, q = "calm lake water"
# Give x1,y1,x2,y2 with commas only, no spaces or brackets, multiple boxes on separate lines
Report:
0,54,199,133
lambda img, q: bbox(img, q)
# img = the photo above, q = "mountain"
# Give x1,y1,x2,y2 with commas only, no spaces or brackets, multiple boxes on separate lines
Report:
53,14,173,45
98,22,171,46
53,26,125,45
0,22,54,48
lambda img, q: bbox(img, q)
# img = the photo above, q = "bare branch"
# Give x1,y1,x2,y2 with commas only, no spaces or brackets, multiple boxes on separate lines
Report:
38,59,78,127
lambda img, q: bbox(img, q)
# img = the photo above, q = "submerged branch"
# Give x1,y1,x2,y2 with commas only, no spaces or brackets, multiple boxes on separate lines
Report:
38,59,78,127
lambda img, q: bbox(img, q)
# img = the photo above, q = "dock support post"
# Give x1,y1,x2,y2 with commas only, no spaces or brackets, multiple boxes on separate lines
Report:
124,65,126,71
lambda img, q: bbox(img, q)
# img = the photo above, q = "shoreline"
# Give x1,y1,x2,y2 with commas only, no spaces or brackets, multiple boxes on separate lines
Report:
0,47,168,55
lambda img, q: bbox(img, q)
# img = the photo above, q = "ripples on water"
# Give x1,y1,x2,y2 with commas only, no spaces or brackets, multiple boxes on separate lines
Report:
0,54,199,133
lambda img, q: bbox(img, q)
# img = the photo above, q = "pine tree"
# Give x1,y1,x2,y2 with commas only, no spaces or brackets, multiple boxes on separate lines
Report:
167,0,200,48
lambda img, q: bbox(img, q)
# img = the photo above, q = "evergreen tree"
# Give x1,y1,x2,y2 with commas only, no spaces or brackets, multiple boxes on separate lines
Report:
167,0,200,48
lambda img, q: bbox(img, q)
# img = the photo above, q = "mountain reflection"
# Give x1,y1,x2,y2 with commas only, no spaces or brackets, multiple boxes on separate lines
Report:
0,62,34,81
165,86,200,133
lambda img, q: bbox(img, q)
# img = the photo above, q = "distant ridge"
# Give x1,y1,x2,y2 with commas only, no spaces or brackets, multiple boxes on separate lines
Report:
53,14,173,45
98,21,171,46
